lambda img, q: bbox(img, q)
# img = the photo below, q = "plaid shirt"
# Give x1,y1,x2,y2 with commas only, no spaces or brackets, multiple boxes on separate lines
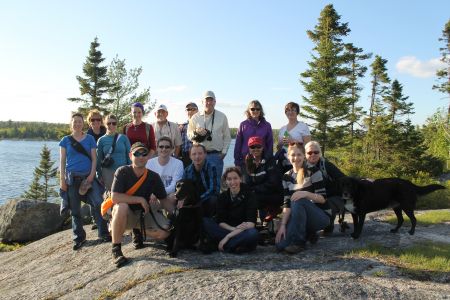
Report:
180,121,192,153
183,160,220,203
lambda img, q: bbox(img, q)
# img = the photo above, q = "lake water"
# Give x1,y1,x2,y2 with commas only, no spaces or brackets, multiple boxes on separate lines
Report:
0,139,236,205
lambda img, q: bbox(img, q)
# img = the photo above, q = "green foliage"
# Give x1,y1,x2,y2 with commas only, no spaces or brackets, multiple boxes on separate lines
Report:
300,4,351,154
23,145,58,201
384,210,450,225
432,19,450,119
107,55,154,127
383,79,413,123
68,37,113,116
421,108,450,170
368,55,390,121
0,121,70,140
347,242,450,273
0,242,24,252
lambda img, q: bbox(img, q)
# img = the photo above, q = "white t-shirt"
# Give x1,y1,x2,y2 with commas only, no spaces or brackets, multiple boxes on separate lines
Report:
146,156,184,194
278,122,311,144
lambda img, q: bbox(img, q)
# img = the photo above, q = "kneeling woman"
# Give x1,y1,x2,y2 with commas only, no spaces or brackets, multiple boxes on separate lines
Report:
275,143,330,254
203,167,259,253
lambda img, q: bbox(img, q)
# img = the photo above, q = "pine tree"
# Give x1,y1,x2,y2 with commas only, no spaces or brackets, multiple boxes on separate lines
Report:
300,4,351,154
369,55,390,122
107,55,153,127
68,37,113,115
432,19,450,124
344,43,371,143
23,145,58,201
383,79,413,123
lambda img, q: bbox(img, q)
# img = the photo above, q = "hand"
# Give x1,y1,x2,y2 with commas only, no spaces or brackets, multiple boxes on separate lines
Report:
218,236,229,251
167,193,177,205
139,197,149,214
291,191,309,201
87,174,94,183
60,181,67,192
220,153,226,160
195,128,207,135
275,224,286,244
149,194,159,206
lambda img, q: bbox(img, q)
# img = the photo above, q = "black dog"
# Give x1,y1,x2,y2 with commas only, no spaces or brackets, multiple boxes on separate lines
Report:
166,179,211,257
339,177,445,239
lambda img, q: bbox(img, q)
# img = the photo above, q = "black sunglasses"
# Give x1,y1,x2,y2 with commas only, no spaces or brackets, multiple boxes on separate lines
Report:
107,122,117,126
158,145,171,149
306,151,320,155
249,145,262,149
133,151,148,157
250,108,261,112
90,118,102,122
186,108,197,112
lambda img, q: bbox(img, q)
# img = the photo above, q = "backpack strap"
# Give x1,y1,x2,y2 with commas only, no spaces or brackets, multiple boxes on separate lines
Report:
145,123,151,145
106,133,119,156
68,135,91,161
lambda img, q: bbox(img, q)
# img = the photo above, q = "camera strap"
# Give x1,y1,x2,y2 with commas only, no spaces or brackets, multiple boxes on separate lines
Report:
203,110,215,132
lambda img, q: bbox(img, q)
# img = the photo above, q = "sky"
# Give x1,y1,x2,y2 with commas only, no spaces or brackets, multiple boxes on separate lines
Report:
0,1,448,129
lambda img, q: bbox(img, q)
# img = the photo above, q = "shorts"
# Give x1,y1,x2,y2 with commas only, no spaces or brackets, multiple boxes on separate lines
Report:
125,204,169,231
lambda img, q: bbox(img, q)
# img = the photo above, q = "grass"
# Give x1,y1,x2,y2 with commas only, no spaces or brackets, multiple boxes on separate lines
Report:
0,242,24,252
383,210,450,226
346,242,450,278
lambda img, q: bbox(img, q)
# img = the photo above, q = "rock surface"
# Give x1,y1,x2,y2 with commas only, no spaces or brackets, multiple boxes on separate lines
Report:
0,210,449,300
0,199,65,242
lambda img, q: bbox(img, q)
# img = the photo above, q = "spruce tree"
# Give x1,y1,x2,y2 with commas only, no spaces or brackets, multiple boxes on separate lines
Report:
23,145,57,201
368,55,390,122
383,79,413,123
432,19,450,124
107,55,153,127
300,4,351,154
68,37,113,115
344,43,371,143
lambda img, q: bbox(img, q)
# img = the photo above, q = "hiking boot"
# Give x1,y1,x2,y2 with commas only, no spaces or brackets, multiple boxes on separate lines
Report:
132,229,144,249
284,243,306,254
73,238,86,251
112,244,129,268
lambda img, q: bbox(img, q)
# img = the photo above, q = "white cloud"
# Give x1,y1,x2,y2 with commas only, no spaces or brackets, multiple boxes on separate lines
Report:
154,85,187,93
395,56,444,78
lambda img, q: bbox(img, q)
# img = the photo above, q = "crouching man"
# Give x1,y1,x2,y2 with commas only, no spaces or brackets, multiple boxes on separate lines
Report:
110,142,172,268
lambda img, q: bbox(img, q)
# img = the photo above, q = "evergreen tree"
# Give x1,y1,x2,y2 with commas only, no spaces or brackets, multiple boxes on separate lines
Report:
421,108,450,170
107,55,153,127
344,43,371,143
23,145,58,201
300,4,351,154
432,19,450,123
368,55,390,122
68,37,113,115
383,79,413,123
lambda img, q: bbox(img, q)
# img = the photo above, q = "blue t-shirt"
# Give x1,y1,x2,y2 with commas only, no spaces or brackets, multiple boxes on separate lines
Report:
59,134,96,174
96,133,132,175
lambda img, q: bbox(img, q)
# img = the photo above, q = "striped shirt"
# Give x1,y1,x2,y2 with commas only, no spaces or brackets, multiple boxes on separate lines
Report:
282,165,328,210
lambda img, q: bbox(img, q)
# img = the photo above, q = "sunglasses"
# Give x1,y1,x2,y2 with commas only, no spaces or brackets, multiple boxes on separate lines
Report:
249,145,262,149
133,151,148,157
186,108,197,112
90,118,102,122
250,108,261,112
306,151,320,155
158,145,171,149
107,122,117,126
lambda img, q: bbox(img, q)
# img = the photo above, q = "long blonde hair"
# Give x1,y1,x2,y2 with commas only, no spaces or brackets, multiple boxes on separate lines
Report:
287,143,306,185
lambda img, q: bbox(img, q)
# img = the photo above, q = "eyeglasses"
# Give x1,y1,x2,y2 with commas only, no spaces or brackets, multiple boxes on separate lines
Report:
186,108,197,112
107,122,117,126
249,145,262,149
158,145,171,149
250,108,261,112
306,151,320,155
90,118,102,122
133,151,148,157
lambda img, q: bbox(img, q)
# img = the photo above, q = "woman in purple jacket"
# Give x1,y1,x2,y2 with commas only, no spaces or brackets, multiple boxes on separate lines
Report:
234,100,273,169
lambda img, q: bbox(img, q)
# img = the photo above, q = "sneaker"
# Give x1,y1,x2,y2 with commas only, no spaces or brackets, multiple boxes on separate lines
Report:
73,238,86,251
112,245,129,268
132,229,144,249
284,243,306,254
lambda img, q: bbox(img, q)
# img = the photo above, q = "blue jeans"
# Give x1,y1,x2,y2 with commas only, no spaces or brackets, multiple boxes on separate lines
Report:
207,152,224,177
276,199,330,250
68,177,108,242
202,217,259,252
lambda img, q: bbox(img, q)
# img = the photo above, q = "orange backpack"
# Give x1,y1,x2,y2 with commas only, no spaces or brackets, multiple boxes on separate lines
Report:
101,169,148,219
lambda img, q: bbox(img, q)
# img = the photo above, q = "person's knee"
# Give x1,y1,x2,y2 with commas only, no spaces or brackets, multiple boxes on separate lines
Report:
112,203,129,219
247,228,260,241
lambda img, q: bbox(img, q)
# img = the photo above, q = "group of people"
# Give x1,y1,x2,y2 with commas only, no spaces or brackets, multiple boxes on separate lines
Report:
59,90,346,268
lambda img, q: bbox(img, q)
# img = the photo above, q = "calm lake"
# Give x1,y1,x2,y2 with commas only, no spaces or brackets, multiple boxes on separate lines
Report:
0,139,236,205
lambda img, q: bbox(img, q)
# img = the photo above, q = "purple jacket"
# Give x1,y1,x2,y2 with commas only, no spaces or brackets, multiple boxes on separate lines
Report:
234,118,273,166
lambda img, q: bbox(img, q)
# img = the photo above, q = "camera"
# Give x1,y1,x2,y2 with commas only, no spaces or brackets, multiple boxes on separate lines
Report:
192,129,212,143
101,155,114,168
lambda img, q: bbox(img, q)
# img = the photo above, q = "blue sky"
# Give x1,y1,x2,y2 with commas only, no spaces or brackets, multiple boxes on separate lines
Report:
0,1,448,129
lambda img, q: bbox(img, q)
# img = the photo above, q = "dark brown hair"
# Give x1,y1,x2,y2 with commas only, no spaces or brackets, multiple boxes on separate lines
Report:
222,166,242,182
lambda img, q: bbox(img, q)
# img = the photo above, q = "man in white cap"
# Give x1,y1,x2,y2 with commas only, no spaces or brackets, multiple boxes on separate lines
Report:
152,104,182,157
187,91,231,176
